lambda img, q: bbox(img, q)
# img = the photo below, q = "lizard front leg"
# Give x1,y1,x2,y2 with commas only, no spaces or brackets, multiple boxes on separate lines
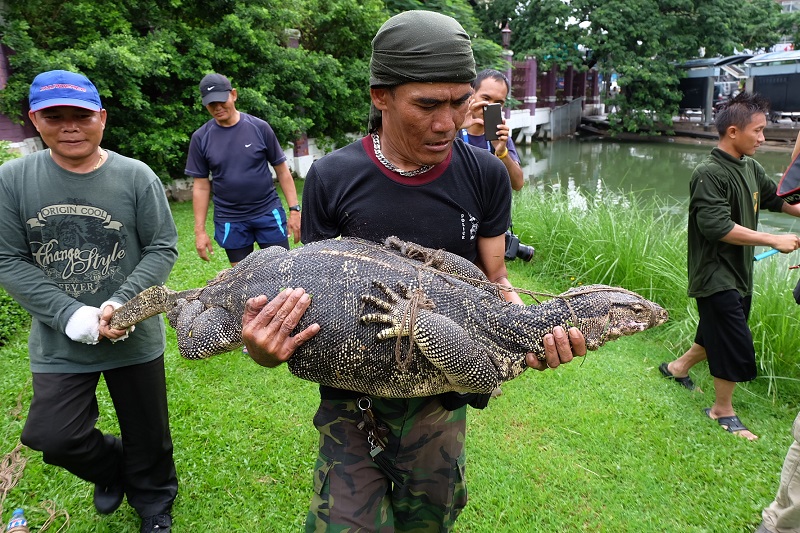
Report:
360,281,501,393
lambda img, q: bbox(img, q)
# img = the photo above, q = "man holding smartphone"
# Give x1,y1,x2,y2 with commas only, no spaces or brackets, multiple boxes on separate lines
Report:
462,69,524,190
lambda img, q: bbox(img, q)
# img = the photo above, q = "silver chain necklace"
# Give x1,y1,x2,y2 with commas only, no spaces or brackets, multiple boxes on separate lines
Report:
371,133,433,177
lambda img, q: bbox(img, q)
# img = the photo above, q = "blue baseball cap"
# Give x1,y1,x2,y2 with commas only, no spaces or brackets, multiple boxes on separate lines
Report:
28,70,102,113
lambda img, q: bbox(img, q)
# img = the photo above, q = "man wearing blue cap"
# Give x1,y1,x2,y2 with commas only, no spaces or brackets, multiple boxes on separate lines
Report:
0,70,178,533
185,73,301,267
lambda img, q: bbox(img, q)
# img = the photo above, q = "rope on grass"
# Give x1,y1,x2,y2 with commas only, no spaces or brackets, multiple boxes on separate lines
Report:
1,379,69,530
0,444,70,532
0,442,28,518
38,499,70,532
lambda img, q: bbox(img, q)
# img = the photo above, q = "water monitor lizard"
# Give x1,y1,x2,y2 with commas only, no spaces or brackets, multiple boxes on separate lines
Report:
111,236,668,397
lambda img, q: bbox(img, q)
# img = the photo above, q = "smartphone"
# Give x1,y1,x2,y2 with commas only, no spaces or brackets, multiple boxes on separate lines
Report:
483,103,502,141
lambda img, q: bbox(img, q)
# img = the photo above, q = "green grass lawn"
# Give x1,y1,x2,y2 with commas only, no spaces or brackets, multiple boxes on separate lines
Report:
1,199,796,532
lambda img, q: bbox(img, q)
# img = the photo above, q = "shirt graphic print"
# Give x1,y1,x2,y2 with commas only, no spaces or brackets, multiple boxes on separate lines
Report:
27,199,127,298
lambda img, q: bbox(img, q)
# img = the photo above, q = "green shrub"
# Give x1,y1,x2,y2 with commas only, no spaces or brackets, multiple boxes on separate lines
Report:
0,140,21,165
0,142,27,346
0,287,29,347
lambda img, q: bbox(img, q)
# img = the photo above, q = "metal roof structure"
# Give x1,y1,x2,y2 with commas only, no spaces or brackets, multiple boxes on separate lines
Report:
745,50,800,66
679,55,752,79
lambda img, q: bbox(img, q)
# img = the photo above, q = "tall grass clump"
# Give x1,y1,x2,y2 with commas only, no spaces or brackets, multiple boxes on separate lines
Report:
751,255,800,398
509,187,689,321
507,186,800,400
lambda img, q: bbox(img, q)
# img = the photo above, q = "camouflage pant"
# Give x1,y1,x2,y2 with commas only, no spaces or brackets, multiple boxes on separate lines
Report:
305,396,468,532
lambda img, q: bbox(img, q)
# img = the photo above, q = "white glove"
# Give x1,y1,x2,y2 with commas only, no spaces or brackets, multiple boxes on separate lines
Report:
100,300,135,342
65,306,102,345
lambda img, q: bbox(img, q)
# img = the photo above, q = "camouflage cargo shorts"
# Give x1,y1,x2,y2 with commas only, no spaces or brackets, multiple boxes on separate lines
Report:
305,396,468,532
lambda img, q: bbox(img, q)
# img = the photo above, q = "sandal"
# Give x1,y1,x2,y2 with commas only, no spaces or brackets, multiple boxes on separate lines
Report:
704,408,751,434
659,362,696,391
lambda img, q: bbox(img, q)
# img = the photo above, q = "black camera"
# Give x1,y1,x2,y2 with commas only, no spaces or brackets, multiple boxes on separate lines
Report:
504,230,534,262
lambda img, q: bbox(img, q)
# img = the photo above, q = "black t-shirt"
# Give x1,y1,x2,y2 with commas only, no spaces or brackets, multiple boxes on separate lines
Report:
301,136,511,262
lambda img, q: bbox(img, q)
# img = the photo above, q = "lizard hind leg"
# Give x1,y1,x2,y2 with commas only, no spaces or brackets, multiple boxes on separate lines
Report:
172,301,242,360
360,280,410,339
360,280,497,392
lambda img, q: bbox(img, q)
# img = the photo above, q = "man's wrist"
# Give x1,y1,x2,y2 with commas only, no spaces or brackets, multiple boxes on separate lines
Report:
496,147,509,159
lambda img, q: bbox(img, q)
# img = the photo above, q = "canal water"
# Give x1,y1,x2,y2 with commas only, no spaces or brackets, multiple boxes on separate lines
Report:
516,138,800,234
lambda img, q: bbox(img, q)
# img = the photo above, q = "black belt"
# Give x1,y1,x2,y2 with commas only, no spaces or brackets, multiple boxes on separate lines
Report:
319,386,490,410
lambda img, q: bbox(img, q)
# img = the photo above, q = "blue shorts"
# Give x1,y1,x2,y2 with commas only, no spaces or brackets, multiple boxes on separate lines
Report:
215,211,288,253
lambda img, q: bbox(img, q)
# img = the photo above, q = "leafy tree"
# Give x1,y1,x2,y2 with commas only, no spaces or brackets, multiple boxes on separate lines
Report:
0,0,520,181
775,10,800,51
474,0,784,133
383,0,507,70
0,0,387,180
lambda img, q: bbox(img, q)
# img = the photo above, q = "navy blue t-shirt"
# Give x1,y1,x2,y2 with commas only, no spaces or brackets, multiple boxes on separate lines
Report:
459,129,520,163
185,113,287,222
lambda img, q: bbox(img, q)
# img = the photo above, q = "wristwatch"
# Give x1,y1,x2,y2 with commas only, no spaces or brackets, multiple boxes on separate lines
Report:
288,205,301,212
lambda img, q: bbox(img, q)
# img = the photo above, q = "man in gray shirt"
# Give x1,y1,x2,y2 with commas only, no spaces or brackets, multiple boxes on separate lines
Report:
0,69,178,533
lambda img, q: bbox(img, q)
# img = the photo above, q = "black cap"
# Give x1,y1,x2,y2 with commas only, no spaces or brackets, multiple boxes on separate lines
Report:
199,73,232,106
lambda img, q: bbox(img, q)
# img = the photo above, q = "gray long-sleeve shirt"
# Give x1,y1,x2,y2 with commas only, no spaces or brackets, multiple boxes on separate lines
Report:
0,150,178,373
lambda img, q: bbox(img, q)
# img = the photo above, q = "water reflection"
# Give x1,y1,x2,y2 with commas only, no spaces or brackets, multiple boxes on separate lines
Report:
517,138,800,233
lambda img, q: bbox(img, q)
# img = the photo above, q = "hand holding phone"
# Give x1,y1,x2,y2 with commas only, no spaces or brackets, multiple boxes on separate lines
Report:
483,103,502,141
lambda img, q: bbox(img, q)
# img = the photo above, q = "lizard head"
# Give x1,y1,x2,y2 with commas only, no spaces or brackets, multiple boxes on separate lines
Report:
109,285,181,330
560,285,669,350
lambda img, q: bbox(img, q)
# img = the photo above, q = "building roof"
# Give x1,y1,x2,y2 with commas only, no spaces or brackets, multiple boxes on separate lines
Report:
680,55,753,69
746,50,800,66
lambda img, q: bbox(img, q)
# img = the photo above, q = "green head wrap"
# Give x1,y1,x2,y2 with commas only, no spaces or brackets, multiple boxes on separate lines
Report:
368,10,476,131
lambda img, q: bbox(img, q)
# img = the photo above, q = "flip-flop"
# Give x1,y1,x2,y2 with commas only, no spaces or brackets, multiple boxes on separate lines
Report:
703,408,751,434
659,362,696,391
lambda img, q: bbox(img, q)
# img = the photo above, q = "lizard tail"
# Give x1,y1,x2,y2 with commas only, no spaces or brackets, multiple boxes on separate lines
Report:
109,285,179,329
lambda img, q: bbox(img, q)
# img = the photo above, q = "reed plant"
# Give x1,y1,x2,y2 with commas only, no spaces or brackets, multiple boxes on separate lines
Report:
507,186,800,400
751,257,800,398
507,186,687,316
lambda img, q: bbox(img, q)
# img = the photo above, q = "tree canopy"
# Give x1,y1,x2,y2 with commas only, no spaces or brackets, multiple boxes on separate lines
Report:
0,0,508,180
0,0,388,179
474,0,785,132
0,0,791,172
